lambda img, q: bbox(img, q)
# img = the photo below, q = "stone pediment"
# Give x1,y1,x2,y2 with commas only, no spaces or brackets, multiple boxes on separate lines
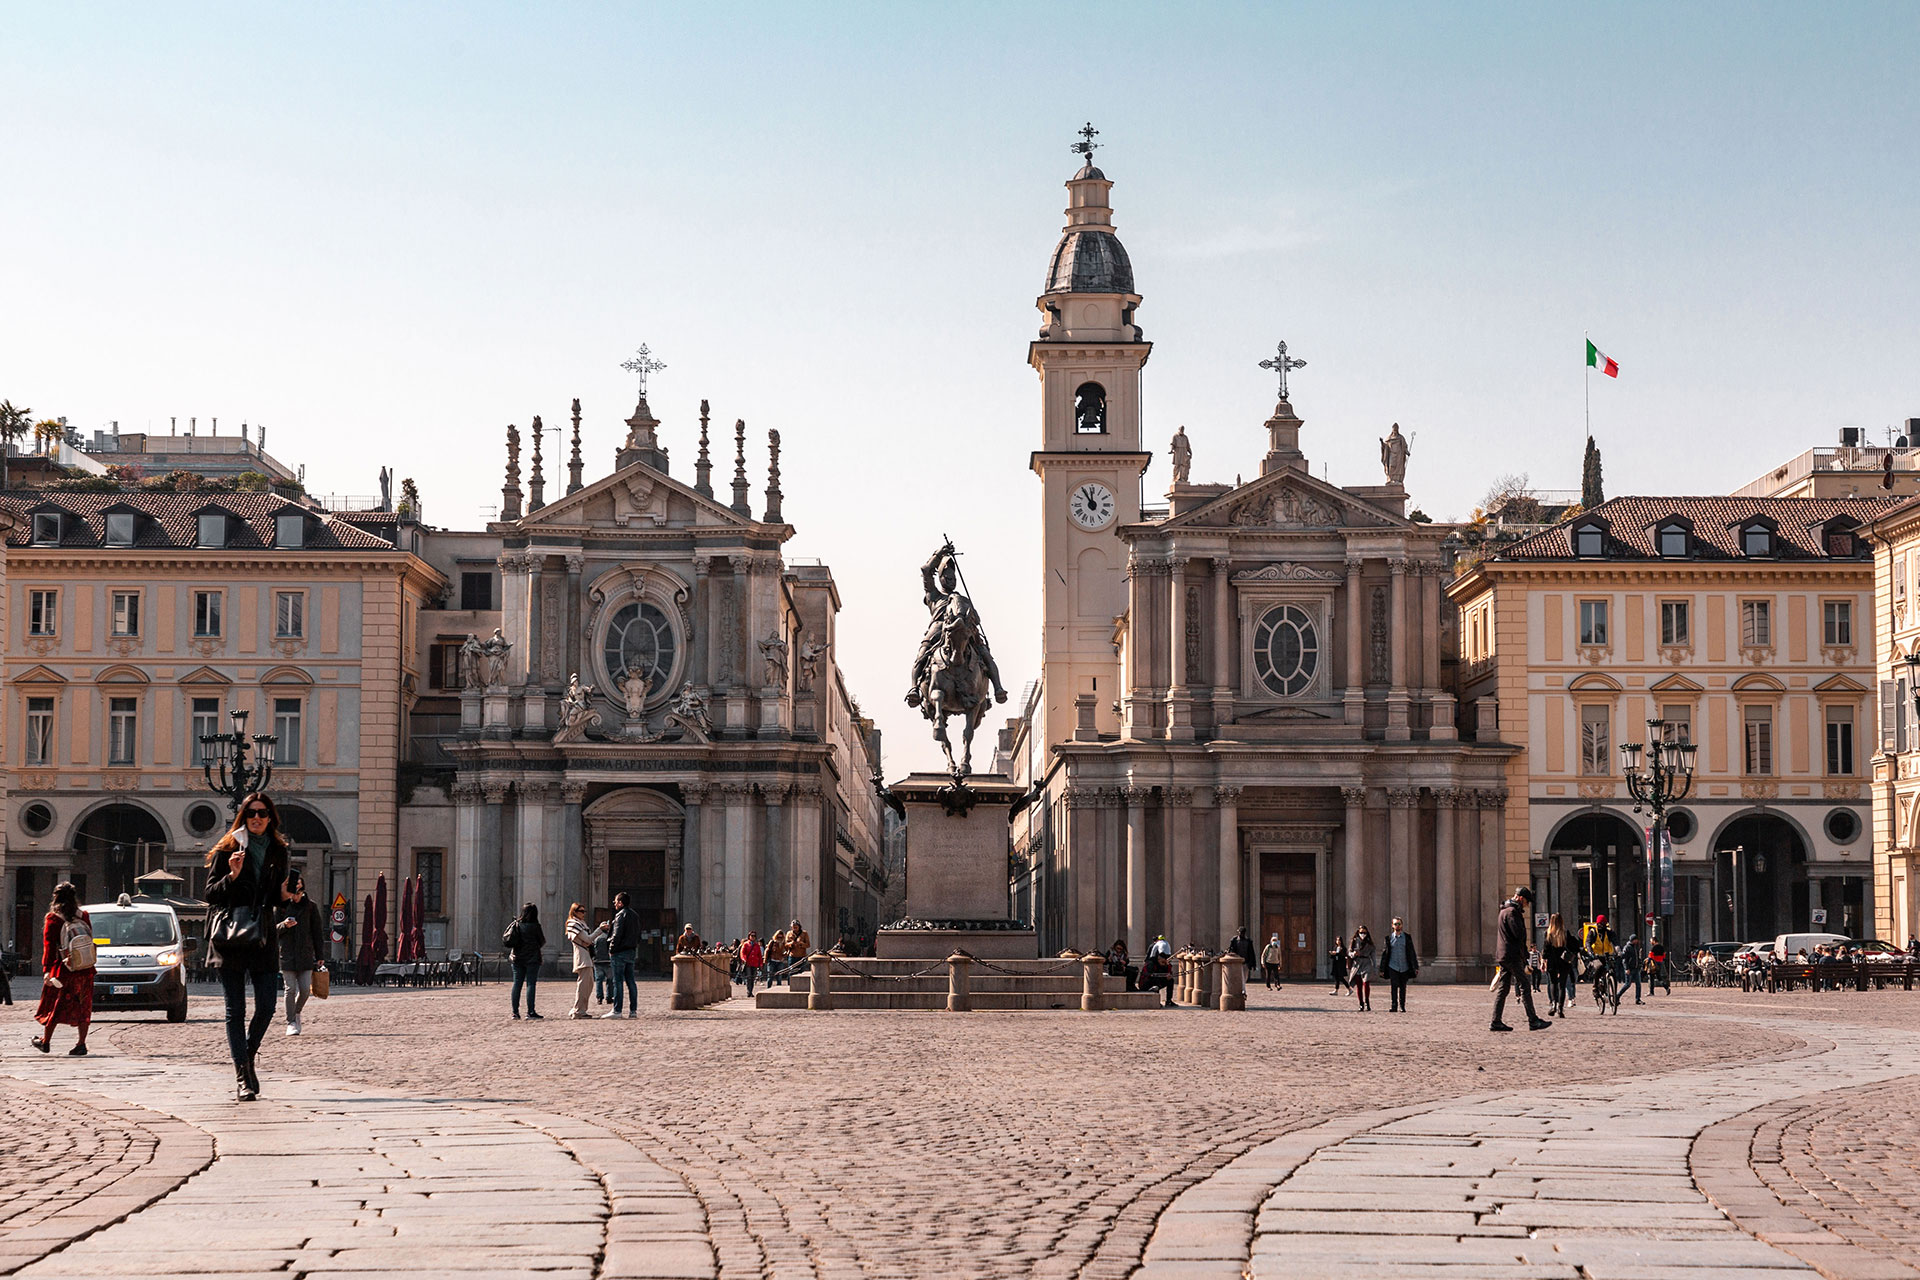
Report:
513,457,760,534
1231,562,1342,584
1160,469,1407,532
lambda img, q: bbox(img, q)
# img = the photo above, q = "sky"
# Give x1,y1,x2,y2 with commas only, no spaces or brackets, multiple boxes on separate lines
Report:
5,3,1919,775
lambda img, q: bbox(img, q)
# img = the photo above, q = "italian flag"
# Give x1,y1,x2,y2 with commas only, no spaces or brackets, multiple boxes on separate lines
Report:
1586,340,1620,378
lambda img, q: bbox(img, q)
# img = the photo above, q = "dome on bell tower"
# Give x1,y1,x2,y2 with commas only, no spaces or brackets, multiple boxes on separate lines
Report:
1043,159,1135,295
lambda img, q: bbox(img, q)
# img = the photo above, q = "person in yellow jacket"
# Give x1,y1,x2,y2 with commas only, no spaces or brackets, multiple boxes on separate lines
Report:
1581,914,1624,986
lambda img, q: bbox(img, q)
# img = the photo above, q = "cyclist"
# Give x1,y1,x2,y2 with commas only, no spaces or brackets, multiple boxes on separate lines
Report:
1581,914,1624,1007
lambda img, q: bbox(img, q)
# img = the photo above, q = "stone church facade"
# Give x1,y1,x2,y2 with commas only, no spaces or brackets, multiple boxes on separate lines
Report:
1000,156,1513,980
401,393,884,968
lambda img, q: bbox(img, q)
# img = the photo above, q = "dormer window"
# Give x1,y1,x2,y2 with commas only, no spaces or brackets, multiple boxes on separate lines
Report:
1822,517,1860,557
1741,523,1774,557
1656,522,1690,558
197,512,227,548
105,512,136,546
1573,521,1606,557
30,512,61,545
274,513,306,549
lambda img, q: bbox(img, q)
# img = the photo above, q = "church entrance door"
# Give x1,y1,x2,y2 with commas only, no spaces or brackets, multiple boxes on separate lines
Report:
608,850,674,976
1260,852,1317,977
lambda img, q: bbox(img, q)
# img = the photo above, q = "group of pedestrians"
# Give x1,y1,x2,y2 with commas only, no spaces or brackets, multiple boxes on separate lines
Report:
501,889,648,1020
1320,919,1421,1011
721,922,812,995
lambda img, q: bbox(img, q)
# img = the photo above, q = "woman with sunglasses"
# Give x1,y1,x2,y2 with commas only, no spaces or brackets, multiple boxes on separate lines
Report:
205,793,289,1101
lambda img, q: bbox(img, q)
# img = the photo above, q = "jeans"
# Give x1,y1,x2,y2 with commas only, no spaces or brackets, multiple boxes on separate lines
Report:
221,964,276,1070
609,950,638,1013
593,963,610,1002
281,969,313,1027
511,959,539,1015
1490,962,1542,1026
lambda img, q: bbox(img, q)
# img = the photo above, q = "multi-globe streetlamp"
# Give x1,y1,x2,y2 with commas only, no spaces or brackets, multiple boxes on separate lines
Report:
1620,719,1698,965
199,708,278,813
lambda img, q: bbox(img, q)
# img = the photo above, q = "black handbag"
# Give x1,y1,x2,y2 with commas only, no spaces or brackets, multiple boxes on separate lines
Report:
210,903,265,958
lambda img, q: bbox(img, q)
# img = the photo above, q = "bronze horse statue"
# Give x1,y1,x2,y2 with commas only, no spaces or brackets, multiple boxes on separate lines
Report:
906,542,1008,781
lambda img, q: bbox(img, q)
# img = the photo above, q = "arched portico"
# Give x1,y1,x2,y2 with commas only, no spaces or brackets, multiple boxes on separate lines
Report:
1545,808,1645,932
68,801,171,901
1709,809,1812,941
582,787,685,974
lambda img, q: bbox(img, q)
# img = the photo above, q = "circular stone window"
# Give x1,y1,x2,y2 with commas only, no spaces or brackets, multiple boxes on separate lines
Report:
1253,605,1319,696
1664,808,1697,844
602,602,678,694
186,802,222,837
19,802,54,837
1825,808,1861,844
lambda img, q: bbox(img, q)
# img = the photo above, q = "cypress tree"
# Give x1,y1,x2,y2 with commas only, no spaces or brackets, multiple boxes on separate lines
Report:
1582,436,1605,508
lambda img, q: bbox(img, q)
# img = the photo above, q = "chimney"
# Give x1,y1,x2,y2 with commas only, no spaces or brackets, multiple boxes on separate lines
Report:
170,416,177,436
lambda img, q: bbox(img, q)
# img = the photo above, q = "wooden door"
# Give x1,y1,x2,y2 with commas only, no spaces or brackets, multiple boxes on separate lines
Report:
1260,853,1317,976
608,850,670,974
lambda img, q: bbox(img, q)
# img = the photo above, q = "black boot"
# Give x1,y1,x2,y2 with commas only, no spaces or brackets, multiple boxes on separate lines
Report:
244,1054,261,1097
236,1067,258,1102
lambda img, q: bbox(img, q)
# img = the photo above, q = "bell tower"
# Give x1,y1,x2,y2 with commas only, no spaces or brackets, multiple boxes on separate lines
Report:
1030,126,1152,750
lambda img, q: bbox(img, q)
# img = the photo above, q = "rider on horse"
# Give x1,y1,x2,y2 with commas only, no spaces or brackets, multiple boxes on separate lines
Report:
905,542,1008,778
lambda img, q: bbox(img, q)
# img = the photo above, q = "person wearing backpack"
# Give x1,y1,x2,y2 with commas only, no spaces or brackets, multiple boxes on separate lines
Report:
504,902,546,1020
206,793,290,1100
30,882,94,1056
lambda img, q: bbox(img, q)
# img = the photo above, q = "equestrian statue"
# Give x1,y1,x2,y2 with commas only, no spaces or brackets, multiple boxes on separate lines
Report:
905,540,1008,782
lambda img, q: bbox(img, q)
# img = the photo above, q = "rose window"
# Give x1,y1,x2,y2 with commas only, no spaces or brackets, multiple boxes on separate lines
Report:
1253,605,1318,696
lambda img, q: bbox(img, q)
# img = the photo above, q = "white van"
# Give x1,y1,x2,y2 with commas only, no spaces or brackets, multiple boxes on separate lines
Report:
1773,932,1851,962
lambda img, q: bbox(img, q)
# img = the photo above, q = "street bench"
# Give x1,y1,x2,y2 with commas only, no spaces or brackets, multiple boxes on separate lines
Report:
1766,961,1920,993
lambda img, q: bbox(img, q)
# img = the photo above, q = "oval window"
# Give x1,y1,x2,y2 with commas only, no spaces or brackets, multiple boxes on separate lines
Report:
1254,605,1319,696
1665,808,1696,843
186,802,222,836
602,602,678,695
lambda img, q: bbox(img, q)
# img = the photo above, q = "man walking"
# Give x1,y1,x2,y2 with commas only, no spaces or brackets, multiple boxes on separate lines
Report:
1491,887,1552,1033
601,892,639,1019
1382,916,1420,1011
1226,926,1257,984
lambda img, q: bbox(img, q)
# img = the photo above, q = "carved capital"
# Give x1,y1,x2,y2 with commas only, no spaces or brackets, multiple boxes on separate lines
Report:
1167,786,1194,807
1213,785,1245,806
1345,557,1365,577
1065,787,1101,809
560,780,588,805
1340,785,1369,809
1474,787,1510,809
451,781,484,804
1121,785,1152,806
564,552,587,575
1385,786,1421,809
1433,786,1466,808
1387,558,1409,576
481,781,510,805
758,780,794,804
519,780,553,803
681,782,713,804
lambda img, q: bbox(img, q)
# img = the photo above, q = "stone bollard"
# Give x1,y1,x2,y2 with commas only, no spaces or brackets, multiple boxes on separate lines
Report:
670,953,698,1010
947,952,973,1012
1080,953,1107,1012
807,952,834,1011
1196,954,1216,1008
1218,953,1246,1012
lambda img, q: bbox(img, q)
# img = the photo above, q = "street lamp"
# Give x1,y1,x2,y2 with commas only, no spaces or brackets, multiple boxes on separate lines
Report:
199,708,278,813
1620,718,1696,957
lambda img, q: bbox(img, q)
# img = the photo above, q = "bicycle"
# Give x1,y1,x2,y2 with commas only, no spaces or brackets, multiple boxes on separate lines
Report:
1589,961,1624,1015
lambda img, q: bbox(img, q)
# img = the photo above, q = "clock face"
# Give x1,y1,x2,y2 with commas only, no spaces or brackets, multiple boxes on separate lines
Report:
1068,481,1117,531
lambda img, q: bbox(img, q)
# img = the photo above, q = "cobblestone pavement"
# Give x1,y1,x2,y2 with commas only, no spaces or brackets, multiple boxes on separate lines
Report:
6,980,1919,1279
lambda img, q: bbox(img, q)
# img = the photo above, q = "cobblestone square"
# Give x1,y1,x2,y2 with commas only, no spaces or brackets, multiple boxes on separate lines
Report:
7,977,1920,1279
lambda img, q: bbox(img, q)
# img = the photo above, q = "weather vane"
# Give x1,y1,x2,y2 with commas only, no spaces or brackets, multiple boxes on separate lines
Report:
621,344,667,397
1259,340,1306,401
1071,121,1099,164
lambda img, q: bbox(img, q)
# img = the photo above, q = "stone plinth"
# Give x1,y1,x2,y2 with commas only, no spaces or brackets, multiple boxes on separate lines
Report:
877,772,1036,961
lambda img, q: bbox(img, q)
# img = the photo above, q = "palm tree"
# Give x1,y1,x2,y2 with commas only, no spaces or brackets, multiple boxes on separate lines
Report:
0,400,31,488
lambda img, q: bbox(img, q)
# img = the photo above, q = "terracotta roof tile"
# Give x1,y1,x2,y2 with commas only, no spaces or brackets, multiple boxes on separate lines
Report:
1495,495,1904,562
0,491,398,551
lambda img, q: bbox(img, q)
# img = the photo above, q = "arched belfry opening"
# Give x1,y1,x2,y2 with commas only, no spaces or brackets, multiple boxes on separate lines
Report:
1074,382,1107,434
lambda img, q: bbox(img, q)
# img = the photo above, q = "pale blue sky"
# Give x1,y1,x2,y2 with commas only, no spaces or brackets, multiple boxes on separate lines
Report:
6,4,1918,772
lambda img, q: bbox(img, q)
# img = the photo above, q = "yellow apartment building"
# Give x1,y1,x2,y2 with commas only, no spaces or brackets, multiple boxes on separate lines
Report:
1861,496,1920,946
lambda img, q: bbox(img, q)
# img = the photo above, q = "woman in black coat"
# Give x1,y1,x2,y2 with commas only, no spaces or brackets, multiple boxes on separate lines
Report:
504,902,546,1020
205,793,289,1101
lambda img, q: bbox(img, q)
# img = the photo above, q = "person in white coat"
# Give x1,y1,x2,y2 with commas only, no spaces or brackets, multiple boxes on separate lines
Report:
565,904,605,1020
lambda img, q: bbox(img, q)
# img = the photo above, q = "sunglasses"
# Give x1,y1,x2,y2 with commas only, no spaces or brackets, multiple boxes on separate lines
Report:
245,808,271,818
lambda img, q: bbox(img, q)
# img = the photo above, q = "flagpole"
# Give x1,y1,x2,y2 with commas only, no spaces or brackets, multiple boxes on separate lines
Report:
1583,330,1591,446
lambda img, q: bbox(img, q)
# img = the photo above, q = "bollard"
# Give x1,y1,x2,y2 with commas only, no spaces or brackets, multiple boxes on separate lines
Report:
947,952,973,1012
1080,953,1106,1012
808,952,834,1011
1196,954,1216,1009
670,953,698,1010
1218,953,1246,1012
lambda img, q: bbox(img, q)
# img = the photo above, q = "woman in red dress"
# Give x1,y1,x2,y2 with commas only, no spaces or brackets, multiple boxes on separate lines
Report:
30,881,93,1056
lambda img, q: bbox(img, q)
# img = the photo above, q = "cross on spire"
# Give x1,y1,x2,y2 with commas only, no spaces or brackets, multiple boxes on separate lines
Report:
1070,121,1100,165
621,344,666,397
1259,340,1307,401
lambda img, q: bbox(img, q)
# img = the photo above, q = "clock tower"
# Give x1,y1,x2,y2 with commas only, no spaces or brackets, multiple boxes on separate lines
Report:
1029,134,1152,750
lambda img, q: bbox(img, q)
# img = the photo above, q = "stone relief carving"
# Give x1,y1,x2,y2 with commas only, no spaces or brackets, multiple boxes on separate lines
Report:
1183,585,1200,685
1228,483,1343,529
1369,587,1389,683
1231,561,1343,584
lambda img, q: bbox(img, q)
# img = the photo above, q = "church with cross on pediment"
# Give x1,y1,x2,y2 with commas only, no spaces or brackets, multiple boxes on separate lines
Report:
998,143,1513,980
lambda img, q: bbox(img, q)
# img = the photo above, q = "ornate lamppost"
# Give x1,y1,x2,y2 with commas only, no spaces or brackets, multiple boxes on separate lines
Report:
1620,719,1697,960
200,708,278,813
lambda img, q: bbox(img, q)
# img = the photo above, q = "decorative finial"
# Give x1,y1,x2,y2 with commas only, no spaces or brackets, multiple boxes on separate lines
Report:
567,398,584,494
621,344,666,397
1259,340,1307,401
730,418,751,516
501,423,523,521
764,428,783,523
1071,121,1100,165
694,399,714,498
527,413,546,511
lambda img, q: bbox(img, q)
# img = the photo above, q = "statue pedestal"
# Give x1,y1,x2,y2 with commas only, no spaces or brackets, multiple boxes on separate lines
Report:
482,690,511,739
876,773,1036,961
758,685,790,739
460,690,483,733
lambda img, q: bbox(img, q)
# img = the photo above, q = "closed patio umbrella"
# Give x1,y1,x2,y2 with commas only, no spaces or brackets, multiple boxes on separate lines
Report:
357,893,375,983
372,874,389,966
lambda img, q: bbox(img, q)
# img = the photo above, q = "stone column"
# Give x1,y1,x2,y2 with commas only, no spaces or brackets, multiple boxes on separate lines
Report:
560,780,586,927
1434,787,1461,971
1387,559,1411,740
727,559,750,733
1479,789,1509,959
717,783,750,941
761,781,789,930
1124,785,1150,956
1216,785,1243,945
515,781,551,961
1167,558,1192,740
1384,787,1418,931
451,781,485,953
565,553,585,692
1345,557,1366,726
1422,564,1459,740
680,783,707,937
789,783,823,940
479,782,510,942
1341,785,1368,940
1123,561,1150,740
1212,558,1234,730
1166,787,1194,945
691,555,712,691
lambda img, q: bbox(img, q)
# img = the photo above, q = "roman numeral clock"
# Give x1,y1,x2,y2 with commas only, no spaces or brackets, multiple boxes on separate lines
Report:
1068,481,1117,531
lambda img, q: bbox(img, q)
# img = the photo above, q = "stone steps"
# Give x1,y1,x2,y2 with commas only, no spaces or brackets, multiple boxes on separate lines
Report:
755,989,1166,1011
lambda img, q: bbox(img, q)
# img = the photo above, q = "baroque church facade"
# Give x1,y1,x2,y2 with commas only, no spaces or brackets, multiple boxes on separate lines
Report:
1000,155,1513,980
400,391,884,969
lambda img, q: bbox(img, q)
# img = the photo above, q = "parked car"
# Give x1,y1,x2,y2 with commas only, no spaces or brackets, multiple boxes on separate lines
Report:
1772,932,1851,962
85,901,193,1022
1853,939,1909,963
